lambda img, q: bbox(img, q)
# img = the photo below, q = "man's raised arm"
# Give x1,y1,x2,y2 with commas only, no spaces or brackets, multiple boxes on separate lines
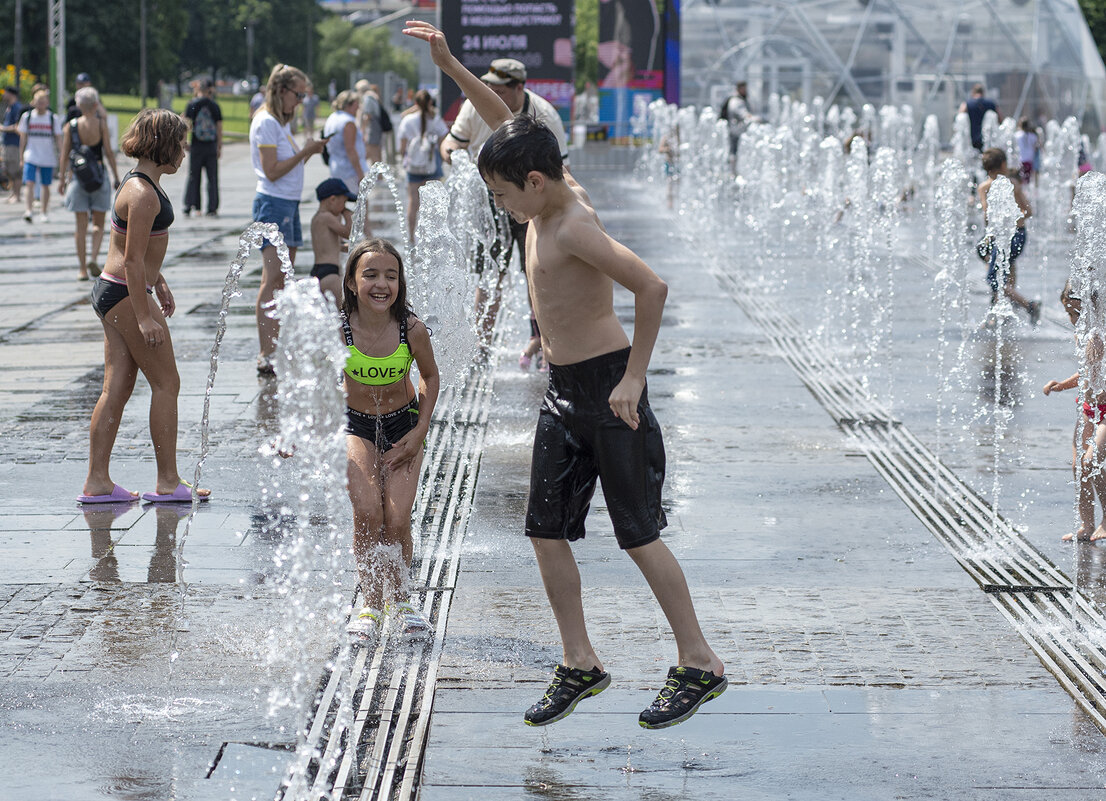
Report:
403,21,513,131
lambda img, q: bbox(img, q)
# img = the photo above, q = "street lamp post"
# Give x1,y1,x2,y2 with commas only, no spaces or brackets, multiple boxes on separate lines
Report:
348,48,360,92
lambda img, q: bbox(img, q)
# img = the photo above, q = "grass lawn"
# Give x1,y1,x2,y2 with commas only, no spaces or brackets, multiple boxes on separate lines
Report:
101,93,255,140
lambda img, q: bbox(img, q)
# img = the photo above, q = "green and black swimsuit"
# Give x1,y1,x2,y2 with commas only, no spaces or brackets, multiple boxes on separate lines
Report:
341,310,419,452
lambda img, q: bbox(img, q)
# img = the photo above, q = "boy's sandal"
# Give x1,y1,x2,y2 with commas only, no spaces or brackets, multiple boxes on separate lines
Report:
524,664,610,726
639,666,728,729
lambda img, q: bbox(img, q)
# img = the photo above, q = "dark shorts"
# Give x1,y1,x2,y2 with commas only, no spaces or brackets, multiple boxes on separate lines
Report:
90,276,152,320
986,228,1027,292
346,400,419,452
311,262,340,280
526,347,667,550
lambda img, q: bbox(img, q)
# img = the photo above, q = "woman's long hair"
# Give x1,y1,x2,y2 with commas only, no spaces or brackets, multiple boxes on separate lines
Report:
263,63,307,125
413,89,433,134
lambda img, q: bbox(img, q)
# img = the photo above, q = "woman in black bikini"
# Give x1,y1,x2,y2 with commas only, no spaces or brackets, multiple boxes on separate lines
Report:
78,108,211,505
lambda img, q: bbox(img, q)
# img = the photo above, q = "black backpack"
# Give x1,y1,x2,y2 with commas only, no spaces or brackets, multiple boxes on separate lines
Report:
69,119,104,192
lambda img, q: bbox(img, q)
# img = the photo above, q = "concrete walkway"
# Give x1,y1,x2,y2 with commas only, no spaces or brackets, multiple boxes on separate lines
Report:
0,142,1105,800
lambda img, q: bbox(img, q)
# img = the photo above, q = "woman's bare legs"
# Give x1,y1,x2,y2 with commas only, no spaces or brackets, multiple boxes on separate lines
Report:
256,245,296,361
74,211,89,278
406,179,425,244
89,210,106,270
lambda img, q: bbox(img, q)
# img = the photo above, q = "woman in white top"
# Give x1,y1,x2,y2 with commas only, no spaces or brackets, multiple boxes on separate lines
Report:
249,63,326,374
397,90,448,243
323,90,366,197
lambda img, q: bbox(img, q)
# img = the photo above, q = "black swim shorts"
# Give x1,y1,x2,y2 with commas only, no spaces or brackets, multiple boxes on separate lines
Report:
346,401,419,452
311,262,340,280
525,347,667,550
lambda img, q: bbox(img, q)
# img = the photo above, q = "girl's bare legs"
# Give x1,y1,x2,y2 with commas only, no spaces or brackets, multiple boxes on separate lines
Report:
347,435,424,609
84,318,139,497
257,246,296,361
1091,422,1106,541
74,211,89,278
84,293,191,496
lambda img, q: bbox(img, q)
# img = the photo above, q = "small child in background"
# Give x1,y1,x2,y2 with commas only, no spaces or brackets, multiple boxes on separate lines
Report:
1014,118,1038,185
311,177,355,307
1044,283,1106,542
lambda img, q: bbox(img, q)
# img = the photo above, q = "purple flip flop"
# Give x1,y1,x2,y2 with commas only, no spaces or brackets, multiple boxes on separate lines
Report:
141,483,208,503
77,483,139,505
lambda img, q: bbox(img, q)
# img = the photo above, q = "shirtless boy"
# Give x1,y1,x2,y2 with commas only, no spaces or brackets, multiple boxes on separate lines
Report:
311,177,355,307
404,21,726,729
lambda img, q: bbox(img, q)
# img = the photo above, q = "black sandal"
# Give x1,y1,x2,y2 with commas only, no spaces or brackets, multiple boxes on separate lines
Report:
639,666,727,729
524,664,610,726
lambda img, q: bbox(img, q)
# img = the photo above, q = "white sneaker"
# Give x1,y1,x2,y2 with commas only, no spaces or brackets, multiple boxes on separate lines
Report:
347,606,383,640
22,211,31,222
387,601,433,641
38,213,48,223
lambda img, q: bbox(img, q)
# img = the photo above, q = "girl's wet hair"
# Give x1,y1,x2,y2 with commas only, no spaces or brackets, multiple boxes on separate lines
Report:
264,63,307,125
477,115,563,188
981,147,1006,173
342,238,410,323
120,108,187,165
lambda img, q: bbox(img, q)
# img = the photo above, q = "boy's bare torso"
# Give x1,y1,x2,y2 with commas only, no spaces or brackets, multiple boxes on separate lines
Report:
312,210,344,265
525,188,631,366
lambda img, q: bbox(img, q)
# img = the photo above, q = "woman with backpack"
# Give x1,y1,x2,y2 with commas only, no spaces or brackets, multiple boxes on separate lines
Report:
59,87,120,280
397,89,447,243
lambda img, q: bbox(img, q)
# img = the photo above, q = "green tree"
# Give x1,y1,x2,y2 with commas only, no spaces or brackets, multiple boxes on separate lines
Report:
1081,0,1106,63
315,16,417,92
575,0,598,94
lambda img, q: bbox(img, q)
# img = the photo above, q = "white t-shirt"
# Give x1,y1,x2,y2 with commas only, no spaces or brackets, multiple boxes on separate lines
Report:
397,113,449,150
448,89,568,160
1015,129,1038,164
249,109,303,200
18,108,62,168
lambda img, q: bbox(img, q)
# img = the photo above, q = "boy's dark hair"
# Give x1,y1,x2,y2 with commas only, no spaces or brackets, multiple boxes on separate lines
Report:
342,238,410,323
120,108,187,166
981,147,1006,173
478,115,563,189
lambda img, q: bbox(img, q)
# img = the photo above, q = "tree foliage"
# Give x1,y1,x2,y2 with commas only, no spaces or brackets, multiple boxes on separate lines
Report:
1081,0,1106,64
0,0,415,96
314,17,417,90
575,0,598,94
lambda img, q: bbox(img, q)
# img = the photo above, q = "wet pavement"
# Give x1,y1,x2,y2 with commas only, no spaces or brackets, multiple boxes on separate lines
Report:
2,143,1106,799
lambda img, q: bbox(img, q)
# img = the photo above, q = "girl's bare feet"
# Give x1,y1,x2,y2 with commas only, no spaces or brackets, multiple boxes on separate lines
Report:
1063,526,1094,542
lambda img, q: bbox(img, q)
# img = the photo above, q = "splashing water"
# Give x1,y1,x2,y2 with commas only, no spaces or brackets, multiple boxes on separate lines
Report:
411,180,480,397
262,277,353,799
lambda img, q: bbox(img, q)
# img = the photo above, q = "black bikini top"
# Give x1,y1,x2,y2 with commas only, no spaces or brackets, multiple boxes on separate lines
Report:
111,170,174,235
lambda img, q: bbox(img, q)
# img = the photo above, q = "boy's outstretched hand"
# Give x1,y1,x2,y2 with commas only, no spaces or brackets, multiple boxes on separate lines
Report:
403,21,458,71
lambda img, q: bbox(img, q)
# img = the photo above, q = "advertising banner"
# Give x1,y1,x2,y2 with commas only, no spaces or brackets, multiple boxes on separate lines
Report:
439,1,575,124
598,0,679,139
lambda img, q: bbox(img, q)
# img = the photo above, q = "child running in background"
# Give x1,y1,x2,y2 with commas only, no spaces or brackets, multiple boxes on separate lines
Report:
342,238,440,640
1044,283,1106,542
978,147,1041,325
310,177,355,308
404,21,726,730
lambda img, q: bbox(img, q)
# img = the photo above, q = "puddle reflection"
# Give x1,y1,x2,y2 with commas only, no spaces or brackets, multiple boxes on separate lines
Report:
83,502,188,583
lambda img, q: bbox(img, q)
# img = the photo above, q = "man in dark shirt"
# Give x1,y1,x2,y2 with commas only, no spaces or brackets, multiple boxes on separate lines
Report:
959,83,999,151
183,78,223,217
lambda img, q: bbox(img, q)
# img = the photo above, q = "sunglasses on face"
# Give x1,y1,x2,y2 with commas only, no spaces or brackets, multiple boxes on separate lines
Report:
284,88,306,100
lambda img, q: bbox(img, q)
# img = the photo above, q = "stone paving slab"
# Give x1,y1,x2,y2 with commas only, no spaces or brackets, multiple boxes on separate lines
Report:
2,142,1106,799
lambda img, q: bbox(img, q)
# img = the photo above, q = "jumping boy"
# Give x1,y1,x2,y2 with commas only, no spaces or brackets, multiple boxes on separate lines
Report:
310,177,355,307
404,21,726,729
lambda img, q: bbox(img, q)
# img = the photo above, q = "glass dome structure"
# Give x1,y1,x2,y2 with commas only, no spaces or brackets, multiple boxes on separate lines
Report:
681,0,1106,132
